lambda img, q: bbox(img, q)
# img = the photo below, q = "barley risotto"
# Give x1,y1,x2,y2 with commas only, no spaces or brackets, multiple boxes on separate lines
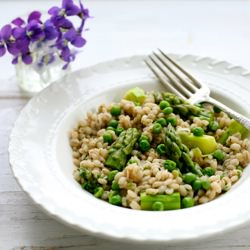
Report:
69,87,250,210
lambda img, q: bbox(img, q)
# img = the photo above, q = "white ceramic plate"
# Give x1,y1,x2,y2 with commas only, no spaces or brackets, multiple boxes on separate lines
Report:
9,54,250,243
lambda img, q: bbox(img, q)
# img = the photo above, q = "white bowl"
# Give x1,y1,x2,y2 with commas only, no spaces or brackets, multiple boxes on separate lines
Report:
9,54,250,243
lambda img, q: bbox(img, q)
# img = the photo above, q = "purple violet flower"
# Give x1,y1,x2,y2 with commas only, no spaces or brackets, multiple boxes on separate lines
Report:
43,20,58,41
0,24,12,56
64,28,86,48
26,20,44,42
12,17,25,27
28,11,42,23
0,0,89,68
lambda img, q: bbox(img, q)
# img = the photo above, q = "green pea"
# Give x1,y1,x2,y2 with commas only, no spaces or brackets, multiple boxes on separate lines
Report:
156,118,167,127
159,100,170,110
163,107,173,115
139,134,150,142
156,144,167,155
192,127,204,137
164,160,177,171
201,180,211,190
139,139,151,152
213,150,225,161
108,170,118,182
103,133,113,144
110,105,121,116
109,194,122,205
192,179,202,191
152,123,162,134
182,197,195,208
108,119,119,128
107,126,115,131
202,167,215,176
183,173,197,184
94,187,104,198
166,117,177,126
111,181,120,191
152,201,164,211
115,127,124,136
208,121,219,131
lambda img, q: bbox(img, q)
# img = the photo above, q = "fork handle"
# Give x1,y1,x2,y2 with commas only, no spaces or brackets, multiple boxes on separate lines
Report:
206,96,250,130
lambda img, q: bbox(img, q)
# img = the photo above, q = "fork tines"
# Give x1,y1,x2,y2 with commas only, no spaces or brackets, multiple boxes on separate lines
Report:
145,49,201,100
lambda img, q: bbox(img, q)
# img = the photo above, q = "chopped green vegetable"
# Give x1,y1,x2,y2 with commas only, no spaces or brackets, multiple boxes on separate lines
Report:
199,111,214,122
124,87,146,105
173,104,201,117
94,187,104,198
201,180,211,190
110,105,121,116
156,118,167,127
139,139,151,152
105,128,140,170
107,126,115,131
139,134,150,142
156,144,167,155
192,127,204,137
111,181,120,191
152,123,162,134
166,117,177,126
213,150,225,161
208,121,219,131
182,197,195,208
80,170,100,193
218,119,248,144
109,194,122,205
202,167,215,176
182,153,203,176
164,159,177,171
140,193,181,210
192,179,202,191
178,132,217,154
115,127,124,136
162,92,184,105
164,124,203,176
108,170,119,182
103,132,113,144
163,107,173,115
108,119,119,129
183,173,197,184
159,100,170,110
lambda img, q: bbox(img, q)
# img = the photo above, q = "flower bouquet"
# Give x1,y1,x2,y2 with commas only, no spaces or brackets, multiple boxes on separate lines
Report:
0,0,89,93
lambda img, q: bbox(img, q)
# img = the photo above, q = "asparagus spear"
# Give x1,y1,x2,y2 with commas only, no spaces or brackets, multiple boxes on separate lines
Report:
160,91,201,117
165,124,203,175
105,128,140,170
140,193,181,210
162,92,185,105
80,169,100,193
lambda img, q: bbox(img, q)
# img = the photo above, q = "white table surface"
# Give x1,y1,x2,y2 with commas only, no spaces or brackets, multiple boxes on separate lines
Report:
1,0,250,249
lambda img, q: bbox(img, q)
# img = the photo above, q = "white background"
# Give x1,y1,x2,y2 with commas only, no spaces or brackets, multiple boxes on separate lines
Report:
1,0,250,249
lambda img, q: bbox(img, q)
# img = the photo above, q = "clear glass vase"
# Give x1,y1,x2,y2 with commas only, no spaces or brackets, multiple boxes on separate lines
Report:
15,42,70,94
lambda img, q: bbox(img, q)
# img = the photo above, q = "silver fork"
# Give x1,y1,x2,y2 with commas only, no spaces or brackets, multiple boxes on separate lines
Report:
145,49,250,130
